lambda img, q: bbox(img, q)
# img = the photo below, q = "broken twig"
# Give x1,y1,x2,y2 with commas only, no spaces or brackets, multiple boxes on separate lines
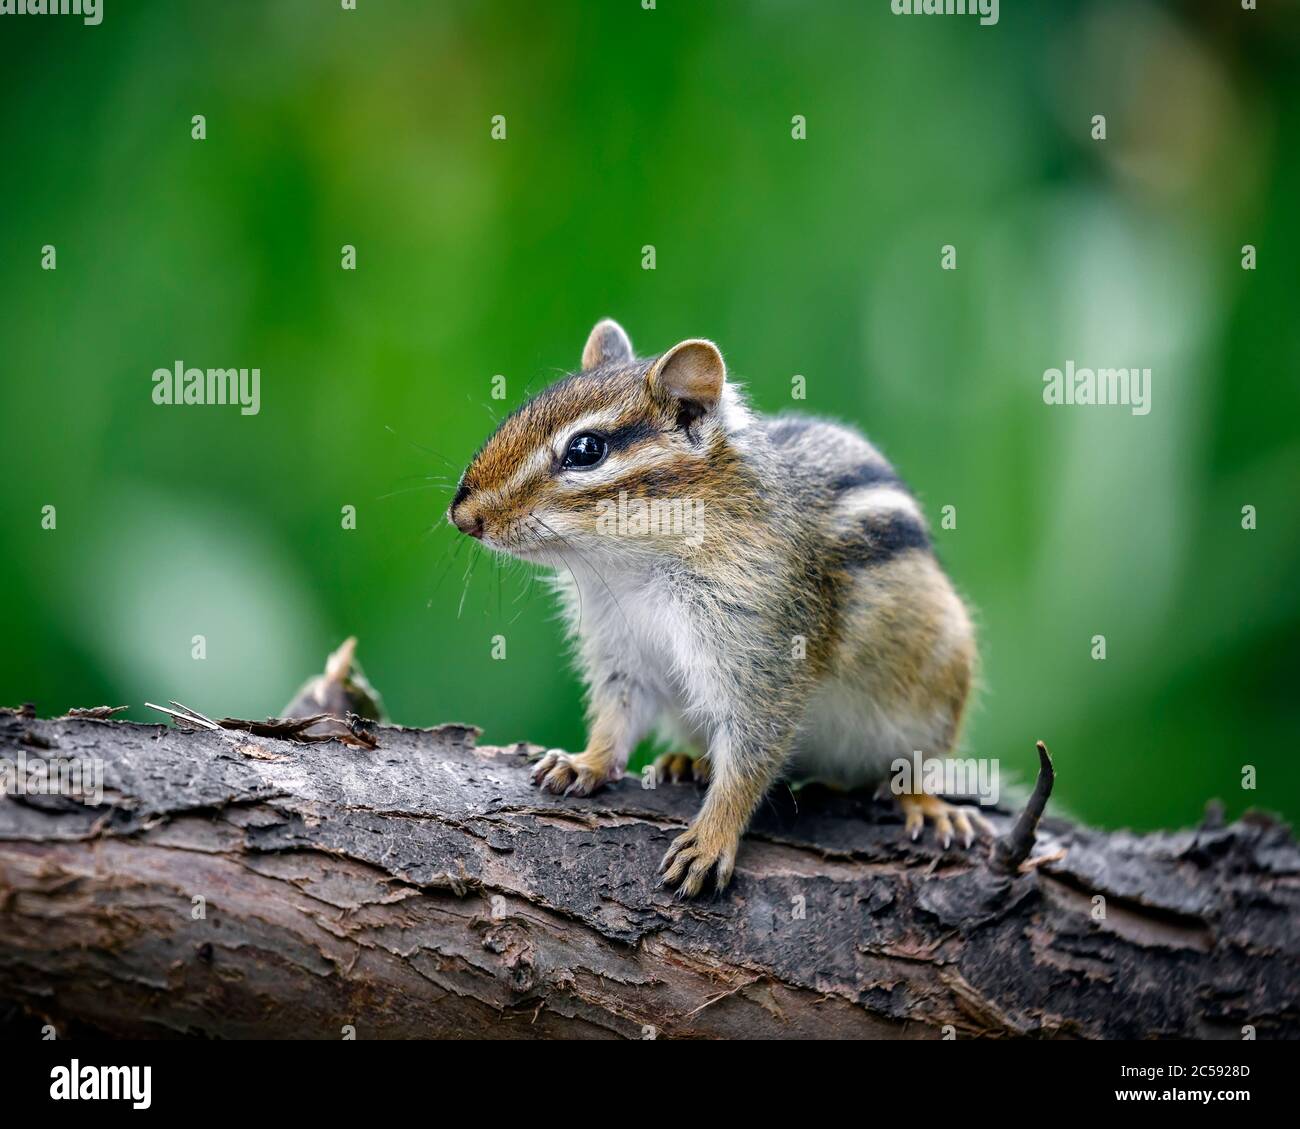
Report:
146,700,379,750
990,740,1055,875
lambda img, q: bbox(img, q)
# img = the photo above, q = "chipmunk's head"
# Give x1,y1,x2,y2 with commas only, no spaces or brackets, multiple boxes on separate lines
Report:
448,319,750,563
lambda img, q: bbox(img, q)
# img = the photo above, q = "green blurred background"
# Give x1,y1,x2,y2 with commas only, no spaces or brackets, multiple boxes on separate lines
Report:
2,0,1297,831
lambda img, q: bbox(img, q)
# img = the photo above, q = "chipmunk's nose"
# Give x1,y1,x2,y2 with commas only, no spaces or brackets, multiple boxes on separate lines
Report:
457,515,484,539
449,486,484,539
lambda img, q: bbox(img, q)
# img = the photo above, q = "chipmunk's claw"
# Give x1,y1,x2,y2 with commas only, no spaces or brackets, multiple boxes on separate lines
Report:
652,751,710,786
530,749,611,797
898,794,995,850
658,822,737,898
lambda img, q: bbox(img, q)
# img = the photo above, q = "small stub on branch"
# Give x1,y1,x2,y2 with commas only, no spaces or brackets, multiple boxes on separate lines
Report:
990,740,1055,875
281,636,385,723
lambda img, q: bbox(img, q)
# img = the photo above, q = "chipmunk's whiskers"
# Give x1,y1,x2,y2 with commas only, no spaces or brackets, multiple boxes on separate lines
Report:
457,547,481,619
467,392,501,427
527,511,586,634
529,512,633,640
425,534,470,603
383,424,461,473
375,479,455,502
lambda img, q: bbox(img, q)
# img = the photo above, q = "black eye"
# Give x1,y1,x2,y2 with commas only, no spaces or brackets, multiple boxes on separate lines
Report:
562,432,608,470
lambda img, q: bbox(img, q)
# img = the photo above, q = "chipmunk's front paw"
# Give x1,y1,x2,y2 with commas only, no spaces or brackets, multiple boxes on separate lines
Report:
897,793,996,849
530,749,613,797
659,819,738,898
652,751,710,785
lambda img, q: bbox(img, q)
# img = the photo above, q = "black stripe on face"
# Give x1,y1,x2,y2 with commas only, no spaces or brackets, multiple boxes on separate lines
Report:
603,420,659,454
841,510,932,567
828,462,901,493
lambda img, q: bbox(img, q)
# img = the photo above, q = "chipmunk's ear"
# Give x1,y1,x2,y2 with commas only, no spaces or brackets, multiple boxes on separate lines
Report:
581,318,634,371
647,339,726,412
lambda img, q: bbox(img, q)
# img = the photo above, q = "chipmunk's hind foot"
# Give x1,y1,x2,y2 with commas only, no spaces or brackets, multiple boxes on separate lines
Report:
897,793,995,849
653,751,710,785
659,819,737,898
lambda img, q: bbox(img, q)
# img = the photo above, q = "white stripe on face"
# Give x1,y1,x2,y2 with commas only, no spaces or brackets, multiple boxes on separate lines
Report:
547,408,631,461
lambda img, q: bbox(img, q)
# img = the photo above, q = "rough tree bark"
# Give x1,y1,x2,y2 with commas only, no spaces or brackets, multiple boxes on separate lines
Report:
0,707,1296,1039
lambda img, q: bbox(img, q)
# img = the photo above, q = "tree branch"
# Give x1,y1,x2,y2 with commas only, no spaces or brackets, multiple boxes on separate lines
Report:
0,707,1296,1039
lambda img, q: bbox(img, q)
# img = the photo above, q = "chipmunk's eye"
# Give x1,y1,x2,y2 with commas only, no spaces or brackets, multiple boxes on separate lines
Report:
561,432,607,470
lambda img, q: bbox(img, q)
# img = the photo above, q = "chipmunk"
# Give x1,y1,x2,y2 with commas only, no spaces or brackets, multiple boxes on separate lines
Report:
449,319,991,897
